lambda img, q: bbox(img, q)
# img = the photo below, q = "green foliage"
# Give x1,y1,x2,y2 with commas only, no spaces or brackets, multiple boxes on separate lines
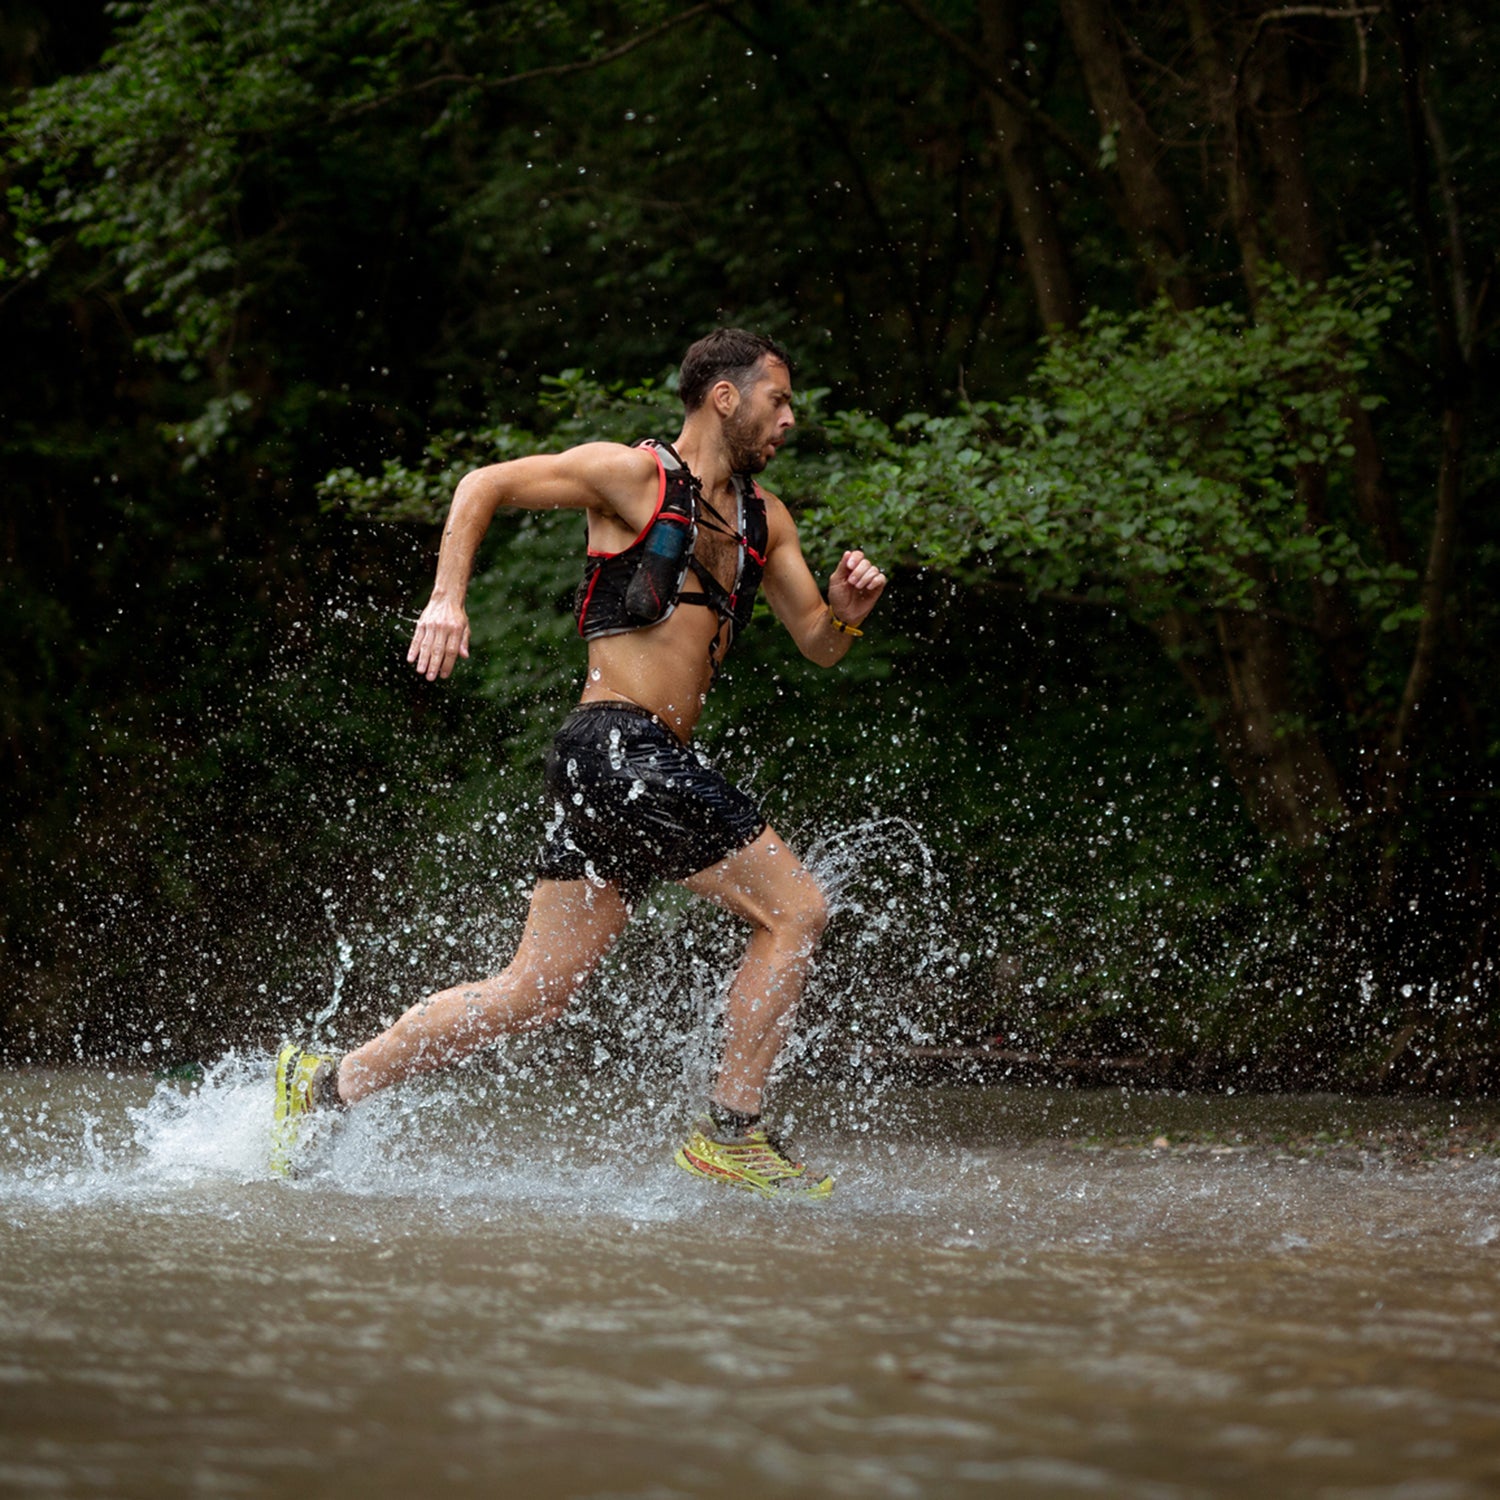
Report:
321,370,682,523
3,0,1497,1080
2,0,585,373
804,270,1415,625
3,0,1014,468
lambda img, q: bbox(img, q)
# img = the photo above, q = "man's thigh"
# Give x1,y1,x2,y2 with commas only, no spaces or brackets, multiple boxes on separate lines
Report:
510,878,632,975
679,826,822,929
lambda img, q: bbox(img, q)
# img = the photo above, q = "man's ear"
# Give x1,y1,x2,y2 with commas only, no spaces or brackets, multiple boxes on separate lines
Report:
710,379,740,417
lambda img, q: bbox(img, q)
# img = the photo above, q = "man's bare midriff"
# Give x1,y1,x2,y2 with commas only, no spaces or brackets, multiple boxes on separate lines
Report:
578,607,730,741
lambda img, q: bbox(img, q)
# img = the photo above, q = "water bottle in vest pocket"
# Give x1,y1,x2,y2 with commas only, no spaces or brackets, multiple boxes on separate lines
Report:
624,512,694,622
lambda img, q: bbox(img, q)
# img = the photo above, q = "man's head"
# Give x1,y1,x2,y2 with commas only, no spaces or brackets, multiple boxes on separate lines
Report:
679,328,795,473
679,328,792,412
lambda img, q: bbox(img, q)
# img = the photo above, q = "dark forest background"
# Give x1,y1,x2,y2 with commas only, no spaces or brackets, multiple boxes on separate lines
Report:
2,0,1496,1090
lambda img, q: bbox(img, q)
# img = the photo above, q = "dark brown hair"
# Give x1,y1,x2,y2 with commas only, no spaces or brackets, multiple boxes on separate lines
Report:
678,328,792,411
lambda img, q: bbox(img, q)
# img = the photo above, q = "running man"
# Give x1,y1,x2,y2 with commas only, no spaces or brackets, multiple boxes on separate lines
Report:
274,329,886,1196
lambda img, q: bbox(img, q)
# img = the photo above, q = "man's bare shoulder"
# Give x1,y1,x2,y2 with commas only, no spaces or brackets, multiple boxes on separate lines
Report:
557,439,654,464
755,486,799,544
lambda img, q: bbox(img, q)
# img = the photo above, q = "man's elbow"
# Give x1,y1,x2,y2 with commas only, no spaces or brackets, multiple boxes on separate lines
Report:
454,465,509,516
798,635,843,668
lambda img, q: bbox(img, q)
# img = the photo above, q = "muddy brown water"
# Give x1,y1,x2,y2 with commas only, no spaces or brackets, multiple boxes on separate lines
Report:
2,1064,1498,1499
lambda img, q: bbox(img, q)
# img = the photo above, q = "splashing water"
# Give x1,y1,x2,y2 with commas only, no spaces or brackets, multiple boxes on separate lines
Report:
0,818,957,1209
7,815,1500,1499
188,815,960,1166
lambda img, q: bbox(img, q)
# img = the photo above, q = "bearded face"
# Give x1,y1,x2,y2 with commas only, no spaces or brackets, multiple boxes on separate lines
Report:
720,357,793,473
723,404,772,474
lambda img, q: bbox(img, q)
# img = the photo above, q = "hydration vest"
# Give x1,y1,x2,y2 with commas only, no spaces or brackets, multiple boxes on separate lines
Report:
575,440,768,672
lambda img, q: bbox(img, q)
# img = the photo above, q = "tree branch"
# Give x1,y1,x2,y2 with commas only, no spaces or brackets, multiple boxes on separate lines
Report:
332,1,738,121
1238,2,1381,97
1255,3,1382,22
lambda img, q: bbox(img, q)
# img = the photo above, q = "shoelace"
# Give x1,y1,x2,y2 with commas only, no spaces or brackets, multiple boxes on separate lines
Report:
729,1131,806,1177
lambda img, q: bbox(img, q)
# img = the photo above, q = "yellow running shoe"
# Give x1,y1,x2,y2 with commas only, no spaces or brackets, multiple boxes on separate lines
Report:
674,1118,834,1200
270,1044,337,1178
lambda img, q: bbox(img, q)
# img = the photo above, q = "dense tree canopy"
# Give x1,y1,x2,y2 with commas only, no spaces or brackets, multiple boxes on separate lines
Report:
2,1,1495,1088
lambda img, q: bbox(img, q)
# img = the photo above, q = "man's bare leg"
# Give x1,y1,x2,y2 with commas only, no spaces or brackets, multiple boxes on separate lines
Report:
335,878,630,1105
680,826,828,1116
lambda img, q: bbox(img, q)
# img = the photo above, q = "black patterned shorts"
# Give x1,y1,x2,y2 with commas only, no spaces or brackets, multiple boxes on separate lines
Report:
535,702,766,902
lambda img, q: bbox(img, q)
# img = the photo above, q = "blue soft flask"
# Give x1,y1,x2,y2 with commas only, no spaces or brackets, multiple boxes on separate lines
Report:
624,512,694,621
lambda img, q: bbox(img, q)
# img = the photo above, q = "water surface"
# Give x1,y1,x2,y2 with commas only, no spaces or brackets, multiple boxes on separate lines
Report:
3,1065,1498,1498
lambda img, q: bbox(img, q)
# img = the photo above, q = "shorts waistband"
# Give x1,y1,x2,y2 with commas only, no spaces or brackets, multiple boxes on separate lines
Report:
565,699,689,743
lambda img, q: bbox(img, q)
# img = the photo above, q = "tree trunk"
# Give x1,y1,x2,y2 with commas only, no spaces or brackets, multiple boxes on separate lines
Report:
1240,12,1408,563
1150,600,1348,851
1057,0,1196,307
1182,0,1265,301
1245,16,1327,284
1381,0,1472,830
976,0,1081,330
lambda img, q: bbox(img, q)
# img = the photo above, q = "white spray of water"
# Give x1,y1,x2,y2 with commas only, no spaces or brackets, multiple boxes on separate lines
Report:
2,819,963,1211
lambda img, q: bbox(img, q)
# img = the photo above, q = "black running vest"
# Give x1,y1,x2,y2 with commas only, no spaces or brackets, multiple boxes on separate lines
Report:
575,440,768,667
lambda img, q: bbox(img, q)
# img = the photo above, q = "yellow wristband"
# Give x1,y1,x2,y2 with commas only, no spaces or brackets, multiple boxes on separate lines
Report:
829,609,864,638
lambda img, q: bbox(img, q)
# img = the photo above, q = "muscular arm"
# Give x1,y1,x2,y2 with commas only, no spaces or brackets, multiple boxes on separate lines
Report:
408,443,658,680
759,493,887,667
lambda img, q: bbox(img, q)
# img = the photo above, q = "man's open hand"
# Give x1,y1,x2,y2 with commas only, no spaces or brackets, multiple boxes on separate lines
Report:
407,597,471,681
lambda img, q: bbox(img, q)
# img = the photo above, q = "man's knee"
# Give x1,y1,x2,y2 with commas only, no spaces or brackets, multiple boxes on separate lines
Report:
777,878,829,953
512,967,586,1027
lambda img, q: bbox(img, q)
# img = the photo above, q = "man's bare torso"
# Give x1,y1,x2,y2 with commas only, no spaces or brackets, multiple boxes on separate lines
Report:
579,465,749,739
